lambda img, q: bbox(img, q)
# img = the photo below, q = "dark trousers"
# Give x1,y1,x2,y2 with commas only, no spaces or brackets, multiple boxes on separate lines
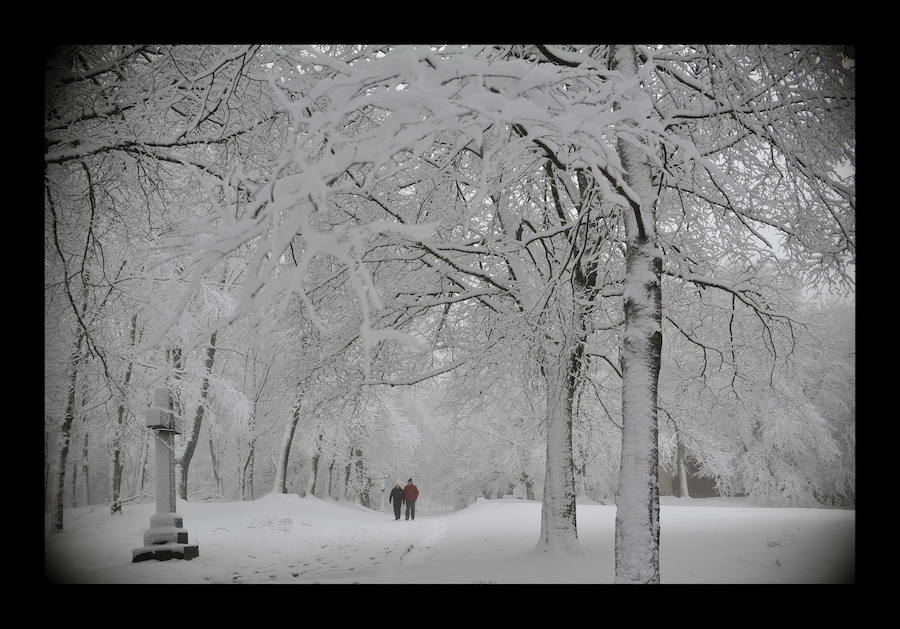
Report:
405,499,416,520
392,500,402,520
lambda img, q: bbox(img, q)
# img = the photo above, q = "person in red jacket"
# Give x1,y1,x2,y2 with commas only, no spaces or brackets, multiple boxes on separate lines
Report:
403,478,419,520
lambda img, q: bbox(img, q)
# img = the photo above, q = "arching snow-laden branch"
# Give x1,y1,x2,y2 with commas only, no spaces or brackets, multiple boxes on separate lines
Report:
174,44,852,582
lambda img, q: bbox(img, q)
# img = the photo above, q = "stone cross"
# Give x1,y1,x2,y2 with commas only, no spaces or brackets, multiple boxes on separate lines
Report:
132,387,199,562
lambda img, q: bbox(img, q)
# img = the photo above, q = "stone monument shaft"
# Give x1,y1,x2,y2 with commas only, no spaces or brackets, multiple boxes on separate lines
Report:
132,387,199,562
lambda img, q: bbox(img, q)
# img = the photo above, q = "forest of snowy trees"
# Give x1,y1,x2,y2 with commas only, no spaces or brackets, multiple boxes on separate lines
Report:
44,44,854,583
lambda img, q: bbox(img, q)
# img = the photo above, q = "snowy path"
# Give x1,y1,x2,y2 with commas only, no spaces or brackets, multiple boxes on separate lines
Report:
45,494,854,584
197,509,446,584
272,512,446,584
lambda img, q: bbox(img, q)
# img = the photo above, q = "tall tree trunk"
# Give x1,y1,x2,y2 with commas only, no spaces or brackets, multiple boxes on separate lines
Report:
71,459,78,508
45,431,50,512
209,432,223,497
168,345,185,497
610,44,663,584
273,401,302,494
135,433,149,494
534,157,602,552
51,332,84,531
80,431,90,506
343,446,354,499
241,439,256,500
535,341,579,552
674,432,690,498
168,346,184,417
353,448,369,507
240,411,257,500
522,472,535,501
110,312,137,515
308,434,323,496
327,458,335,498
178,330,218,500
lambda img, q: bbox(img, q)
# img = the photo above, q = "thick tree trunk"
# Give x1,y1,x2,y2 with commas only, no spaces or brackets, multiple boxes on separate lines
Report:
178,330,218,500
615,234,663,582
51,332,84,531
534,156,603,553
535,344,579,552
610,44,663,584
274,402,302,494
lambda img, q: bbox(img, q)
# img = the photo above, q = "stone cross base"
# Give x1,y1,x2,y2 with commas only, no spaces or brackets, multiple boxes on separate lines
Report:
132,512,199,562
132,542,199,562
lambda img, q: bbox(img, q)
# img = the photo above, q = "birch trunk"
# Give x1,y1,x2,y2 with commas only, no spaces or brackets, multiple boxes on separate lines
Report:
610,44,663,584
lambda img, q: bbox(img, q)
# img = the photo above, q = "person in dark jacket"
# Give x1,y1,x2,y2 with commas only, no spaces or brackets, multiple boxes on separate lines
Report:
403,478,419,521
388,483,405,520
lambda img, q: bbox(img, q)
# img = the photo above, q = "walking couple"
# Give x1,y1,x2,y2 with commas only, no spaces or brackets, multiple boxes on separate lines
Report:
388,478,419,521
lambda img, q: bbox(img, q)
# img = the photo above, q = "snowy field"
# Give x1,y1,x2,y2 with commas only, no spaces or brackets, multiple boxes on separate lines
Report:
45,493,854,584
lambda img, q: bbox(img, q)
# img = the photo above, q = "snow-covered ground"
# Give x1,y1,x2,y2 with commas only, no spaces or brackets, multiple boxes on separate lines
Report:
45,493,854,584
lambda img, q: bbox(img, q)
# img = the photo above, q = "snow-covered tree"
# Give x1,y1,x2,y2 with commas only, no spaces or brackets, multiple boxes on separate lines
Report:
45,45,854,588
